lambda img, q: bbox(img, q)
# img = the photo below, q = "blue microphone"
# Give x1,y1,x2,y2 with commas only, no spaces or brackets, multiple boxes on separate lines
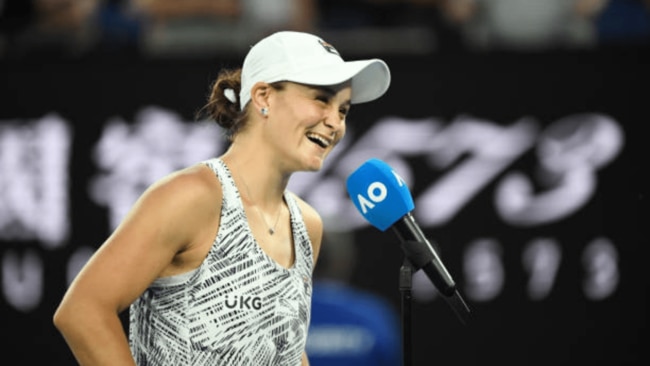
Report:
346,158,470,322
346,158,414,231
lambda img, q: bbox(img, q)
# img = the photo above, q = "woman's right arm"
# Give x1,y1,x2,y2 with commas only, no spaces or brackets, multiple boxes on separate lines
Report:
53,165,220,365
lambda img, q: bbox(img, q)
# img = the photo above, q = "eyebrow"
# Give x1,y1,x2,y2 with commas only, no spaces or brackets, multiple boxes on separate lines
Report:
313,85,351,107
313,85,336,96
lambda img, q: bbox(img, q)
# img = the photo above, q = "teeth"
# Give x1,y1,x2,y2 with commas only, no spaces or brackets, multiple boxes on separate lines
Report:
306,133,331,148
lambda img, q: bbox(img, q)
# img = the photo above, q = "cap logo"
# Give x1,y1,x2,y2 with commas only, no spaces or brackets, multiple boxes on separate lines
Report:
318,39,340,56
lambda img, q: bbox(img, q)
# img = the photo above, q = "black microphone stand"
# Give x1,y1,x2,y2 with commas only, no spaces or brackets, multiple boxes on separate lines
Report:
394,215,472,365
399,260,414,366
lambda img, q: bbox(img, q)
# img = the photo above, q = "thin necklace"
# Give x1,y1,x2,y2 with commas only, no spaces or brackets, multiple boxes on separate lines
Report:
239,173,283,235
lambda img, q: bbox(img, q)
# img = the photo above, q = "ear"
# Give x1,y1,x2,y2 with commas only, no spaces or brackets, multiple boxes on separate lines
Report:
250,82,272,114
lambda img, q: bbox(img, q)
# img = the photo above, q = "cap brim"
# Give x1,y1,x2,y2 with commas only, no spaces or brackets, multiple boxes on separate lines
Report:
285,59,391,104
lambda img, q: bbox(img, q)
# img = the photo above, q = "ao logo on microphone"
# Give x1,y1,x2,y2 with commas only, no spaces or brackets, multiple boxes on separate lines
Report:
356,171,404,214
346,158,415,231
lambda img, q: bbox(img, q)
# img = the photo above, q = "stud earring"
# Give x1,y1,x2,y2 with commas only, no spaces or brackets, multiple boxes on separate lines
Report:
261,107,268,116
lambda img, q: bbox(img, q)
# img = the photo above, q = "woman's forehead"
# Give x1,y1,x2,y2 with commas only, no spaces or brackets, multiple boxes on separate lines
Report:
290,81,352,96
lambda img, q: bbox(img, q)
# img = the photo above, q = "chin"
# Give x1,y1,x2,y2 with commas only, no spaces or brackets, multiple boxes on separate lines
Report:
304,163,323,172
303,157,325,172
298,147,329,172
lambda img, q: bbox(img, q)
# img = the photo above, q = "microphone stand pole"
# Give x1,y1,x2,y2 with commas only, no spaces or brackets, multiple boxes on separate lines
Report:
399,259,414,366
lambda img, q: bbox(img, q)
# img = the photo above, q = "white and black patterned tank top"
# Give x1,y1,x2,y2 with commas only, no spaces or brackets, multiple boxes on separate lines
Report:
129,158,314,365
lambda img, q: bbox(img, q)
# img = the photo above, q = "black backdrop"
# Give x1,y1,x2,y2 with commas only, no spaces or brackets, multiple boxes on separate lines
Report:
1,48,648,365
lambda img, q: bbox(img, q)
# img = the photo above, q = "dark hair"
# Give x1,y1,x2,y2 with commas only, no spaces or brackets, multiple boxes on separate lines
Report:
199,68,248,141
198,68,288,141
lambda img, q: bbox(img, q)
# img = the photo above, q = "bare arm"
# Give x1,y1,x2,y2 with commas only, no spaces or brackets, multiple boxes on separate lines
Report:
53,165,221,365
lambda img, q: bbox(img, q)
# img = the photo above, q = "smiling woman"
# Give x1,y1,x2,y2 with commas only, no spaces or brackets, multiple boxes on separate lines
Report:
52,31,390,366
251,81,352,171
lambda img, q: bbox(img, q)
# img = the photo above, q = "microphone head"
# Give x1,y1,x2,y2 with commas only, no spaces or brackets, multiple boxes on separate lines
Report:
346,158,414,231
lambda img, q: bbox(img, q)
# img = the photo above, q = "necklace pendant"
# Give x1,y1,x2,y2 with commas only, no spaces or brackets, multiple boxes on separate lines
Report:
269,228,275,235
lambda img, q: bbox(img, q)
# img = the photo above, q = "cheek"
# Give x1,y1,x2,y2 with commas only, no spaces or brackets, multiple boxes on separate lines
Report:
280,103,319,126
333,123,346,145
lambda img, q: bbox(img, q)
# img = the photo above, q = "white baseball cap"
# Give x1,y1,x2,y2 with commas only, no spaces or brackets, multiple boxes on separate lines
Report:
239,31,391,111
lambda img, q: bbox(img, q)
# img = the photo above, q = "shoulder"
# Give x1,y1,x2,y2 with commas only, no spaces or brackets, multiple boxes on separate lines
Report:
130,163,223,237
289,192,323,261
125,163,223,253
146,163,221,208
290,193,322,234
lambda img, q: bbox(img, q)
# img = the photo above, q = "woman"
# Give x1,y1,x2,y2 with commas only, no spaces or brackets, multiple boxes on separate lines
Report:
53,31,391,365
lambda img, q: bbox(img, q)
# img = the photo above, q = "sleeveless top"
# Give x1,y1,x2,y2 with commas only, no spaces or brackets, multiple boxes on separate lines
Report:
129,158,314,365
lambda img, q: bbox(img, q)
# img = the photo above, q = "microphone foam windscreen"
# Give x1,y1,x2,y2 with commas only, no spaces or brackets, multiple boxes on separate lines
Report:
346,158,414,231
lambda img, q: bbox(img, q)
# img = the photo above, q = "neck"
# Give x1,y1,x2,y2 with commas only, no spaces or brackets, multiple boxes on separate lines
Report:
220,144,289,208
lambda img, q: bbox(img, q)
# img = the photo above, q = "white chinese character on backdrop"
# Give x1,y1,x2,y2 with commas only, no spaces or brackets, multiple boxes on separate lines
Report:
0,113,72,248
89,106,224,231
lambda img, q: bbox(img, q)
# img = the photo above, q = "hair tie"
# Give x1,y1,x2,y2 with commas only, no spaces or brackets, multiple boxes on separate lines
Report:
224,88,237,104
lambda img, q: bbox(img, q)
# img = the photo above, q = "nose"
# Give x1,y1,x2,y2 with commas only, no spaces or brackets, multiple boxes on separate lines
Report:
323,106,345,132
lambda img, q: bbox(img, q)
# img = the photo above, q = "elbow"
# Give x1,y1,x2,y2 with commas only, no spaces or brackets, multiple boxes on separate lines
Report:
53,299,79,334
52,303,69,332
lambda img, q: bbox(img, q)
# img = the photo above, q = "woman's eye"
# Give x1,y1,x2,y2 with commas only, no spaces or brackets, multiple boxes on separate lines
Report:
316,95,330,103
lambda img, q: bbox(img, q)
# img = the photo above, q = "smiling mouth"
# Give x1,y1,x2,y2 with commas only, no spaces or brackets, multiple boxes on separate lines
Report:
306,132,332,148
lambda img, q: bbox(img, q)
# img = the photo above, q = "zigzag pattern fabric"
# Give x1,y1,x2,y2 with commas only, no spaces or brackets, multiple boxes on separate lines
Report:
129,158,313,365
